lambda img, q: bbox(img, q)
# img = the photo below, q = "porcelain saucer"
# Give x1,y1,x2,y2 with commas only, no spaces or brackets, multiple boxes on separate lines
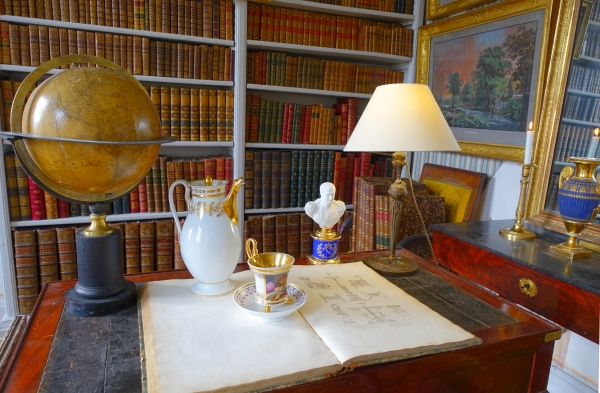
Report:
233,282,307,322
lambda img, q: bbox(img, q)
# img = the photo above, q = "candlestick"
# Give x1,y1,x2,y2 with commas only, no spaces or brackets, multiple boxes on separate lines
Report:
524,121,534,164
586,128,599,158
499,164,537,240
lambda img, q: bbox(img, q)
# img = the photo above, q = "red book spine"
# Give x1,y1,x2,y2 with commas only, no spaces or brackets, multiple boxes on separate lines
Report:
27,177,46,220
332,151,341,198
359,152,371,177
302,106,312,144
286,104,294,144
225,156,234,194
204,157,216,178
138,178,148,213
345,153,355,203
57,199,70,218
282,103,290,143
215,156,226,179
129,188,140,213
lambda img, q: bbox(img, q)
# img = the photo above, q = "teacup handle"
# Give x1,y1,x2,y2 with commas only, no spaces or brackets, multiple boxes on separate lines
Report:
245,238,259,264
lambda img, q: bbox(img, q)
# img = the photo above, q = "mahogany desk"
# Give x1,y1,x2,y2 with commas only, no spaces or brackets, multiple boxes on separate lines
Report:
0,249,560,393
431,219,600,344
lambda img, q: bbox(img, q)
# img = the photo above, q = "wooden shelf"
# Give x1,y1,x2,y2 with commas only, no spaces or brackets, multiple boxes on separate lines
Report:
247,40,410,65
255,0,415,24
0,15,235,46
10,211,188,228
245,143,345,150
561,117,600,127
245,204,353,214
588,20,600,32
567,89,600,98
247,83,372,98
575,55,600,66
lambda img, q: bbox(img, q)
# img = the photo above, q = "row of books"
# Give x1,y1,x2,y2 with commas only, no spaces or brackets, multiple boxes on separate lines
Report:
149,86,234,142
554,124,600,162
563,94,600,124
351,177,445,253
243,211,352,259
545,174,560,213
0,23,234,81
13,218,187,314
247,4,413,57
245,150,380,210
567,65,600,94
581,30,600,59
247,50,404,94
592,0,600,22
0,0,234,40
244,95,358,145
4,153,234,221
303,0,414,14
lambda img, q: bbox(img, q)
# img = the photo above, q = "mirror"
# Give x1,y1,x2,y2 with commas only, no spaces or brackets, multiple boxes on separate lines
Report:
528,0,600,242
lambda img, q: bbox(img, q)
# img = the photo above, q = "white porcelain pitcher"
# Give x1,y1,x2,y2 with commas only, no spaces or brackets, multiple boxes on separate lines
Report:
168,175,244,295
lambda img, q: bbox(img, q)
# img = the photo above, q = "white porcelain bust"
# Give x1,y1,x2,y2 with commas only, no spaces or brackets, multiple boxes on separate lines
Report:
304,182,346,228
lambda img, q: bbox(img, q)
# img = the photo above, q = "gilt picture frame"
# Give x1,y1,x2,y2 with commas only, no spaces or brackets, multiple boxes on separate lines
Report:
426,0,497,21
416,0,553,161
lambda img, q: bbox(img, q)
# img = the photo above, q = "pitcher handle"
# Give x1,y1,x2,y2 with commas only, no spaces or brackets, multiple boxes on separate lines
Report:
168,179,191,239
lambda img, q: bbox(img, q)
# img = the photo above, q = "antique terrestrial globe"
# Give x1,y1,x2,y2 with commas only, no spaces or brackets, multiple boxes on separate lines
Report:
2,55,175,316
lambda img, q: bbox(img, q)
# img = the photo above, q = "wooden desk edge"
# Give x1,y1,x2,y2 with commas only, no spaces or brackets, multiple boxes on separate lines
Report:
0,249,561,393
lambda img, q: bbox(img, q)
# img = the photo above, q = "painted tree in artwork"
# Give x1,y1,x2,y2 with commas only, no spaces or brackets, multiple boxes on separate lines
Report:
446,72,463,111
502,25,537,129
461,81,476,104
470,46,512,114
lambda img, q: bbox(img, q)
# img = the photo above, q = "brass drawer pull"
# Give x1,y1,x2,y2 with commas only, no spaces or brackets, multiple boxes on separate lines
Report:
519,278,538,297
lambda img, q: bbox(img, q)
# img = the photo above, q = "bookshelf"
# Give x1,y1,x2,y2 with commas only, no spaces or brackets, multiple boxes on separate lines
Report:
0,0,422,319
545,4,600,214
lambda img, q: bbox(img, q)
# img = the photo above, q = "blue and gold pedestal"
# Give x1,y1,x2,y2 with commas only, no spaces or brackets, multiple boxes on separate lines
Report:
307,228,341,265
551,157,600,259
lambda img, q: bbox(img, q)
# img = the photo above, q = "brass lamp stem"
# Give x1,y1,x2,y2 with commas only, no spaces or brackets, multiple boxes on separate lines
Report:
499,164,537,240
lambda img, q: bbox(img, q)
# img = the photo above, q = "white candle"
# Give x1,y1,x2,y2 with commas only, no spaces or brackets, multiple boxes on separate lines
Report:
587,128,600,158
524,121,534,164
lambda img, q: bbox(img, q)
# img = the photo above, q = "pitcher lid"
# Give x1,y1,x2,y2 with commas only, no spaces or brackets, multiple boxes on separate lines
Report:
190,175,229,197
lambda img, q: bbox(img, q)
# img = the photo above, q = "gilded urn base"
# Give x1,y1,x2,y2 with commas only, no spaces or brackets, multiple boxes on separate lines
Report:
308,228,341,265
550,241,592,259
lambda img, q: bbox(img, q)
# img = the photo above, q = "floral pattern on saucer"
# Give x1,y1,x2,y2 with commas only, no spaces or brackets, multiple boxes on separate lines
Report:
233,282,307,322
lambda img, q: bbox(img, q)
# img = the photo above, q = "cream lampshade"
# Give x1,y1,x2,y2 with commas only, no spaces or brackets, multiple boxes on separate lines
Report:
344,83,461,275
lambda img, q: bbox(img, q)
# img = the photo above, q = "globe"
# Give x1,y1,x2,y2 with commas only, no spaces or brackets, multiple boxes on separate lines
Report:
9,55,167,204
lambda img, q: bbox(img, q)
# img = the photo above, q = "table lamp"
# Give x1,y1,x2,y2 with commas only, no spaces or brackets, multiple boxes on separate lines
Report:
344,83,461,275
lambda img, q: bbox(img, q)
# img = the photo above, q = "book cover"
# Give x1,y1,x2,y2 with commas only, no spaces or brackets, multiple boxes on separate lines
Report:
4,153,20,221
13,229,39,315
56,227,77,280
37,228,59,285
27,177,46,220
286,212,300,257
124,221,141,274
261,214,275,252
155,219,174,271
140,221,156,273
274,213,287,253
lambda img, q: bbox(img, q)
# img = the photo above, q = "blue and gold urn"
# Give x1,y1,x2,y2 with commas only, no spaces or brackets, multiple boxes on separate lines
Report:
551,157,600,258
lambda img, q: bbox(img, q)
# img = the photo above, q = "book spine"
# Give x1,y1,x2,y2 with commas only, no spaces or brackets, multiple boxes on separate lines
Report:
56,227,77,280
28,177,46,220
155,219,174,271
37,228,59,285
4,153,20,221
44,191,58,219
124,221,140,274
140,220,156,272
13,229,39,315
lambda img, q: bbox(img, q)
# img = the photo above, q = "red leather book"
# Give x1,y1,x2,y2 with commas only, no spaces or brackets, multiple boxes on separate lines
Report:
359,152,371,177
345,153,355,203
27,177,46,220
57,199,70,218
129,187,140,214
332,152,341,199
204,156,216,179
225,156,234,194
138,178,148,213
215,155,225,180
302,105,312,144
338,157,348,204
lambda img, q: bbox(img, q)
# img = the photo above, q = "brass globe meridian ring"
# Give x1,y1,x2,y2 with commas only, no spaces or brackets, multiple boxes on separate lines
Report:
5,54,176,204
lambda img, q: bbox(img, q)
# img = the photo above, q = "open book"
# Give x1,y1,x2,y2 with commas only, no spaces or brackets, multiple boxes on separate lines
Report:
140,262,481,393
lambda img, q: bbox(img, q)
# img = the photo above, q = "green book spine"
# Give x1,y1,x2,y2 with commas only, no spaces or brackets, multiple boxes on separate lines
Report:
275,101,284,144
319,150,329,192
326,150,335,183
291,104,301,144
258,100,267,143
298,150,307,207
312,151,322,200
274,52,281,87
305,150,315,203
290,150,300,208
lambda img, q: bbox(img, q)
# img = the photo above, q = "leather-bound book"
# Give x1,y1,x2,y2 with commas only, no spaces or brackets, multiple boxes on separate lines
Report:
125,35,133,73
305,150,315,201
345,153,355,203
290,150,299,208
121,193,131,213
13,159,31,220
48,27,59,60
1,80,12,130
211,0,219,40
27,177,46,220
275,214,287,253
151,157,162,213
311,151,322,200
37,228,59,284
199,88,209,141
56,227,77,280
261,215,275,252
174,159,185,210
208,89,217,140
124,221,141,274
280,151,291,208
248,215,263,253
338,157,348,204
28,25,40,67
69,202,80,217
138,178,148,213
173,219,186,270
182,159,192,181
180,87,191,141
202,0,212,38
161,0,170,33
156,40,165,77
155,219,174,271
299,213,313,258
270,151,281,209
4,153,20,221
286,213,300,258
129,185,140,213
204,156,216,179
225,90,233,141
190,87,200,141
44,191,58,219
252,150,262,209
112,197,123,215
38,26,50,64
94,31,105,63
159,155,169,212
160,86,171,137
261,150,272,208
8,24,19,65
170,87,181,140
140,221,156,272
244,150,254,209
14,229,39,314
146,168,155,213
297,150,307,207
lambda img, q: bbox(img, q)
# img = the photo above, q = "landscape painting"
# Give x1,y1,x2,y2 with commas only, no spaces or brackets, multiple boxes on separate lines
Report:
431,21,538,133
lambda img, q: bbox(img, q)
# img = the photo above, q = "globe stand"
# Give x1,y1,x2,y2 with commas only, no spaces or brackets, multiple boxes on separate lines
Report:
65,204,137,316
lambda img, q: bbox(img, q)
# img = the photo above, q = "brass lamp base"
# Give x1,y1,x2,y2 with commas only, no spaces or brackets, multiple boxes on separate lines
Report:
364,254,418,276
499,225,537,241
